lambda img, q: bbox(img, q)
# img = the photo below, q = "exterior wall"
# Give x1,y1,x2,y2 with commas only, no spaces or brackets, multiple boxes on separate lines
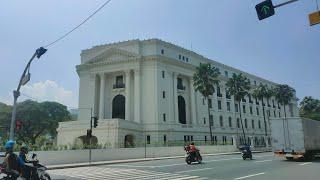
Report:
58,38,299,148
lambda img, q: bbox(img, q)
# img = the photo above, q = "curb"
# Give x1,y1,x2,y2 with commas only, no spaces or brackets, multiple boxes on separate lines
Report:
47,150,271,170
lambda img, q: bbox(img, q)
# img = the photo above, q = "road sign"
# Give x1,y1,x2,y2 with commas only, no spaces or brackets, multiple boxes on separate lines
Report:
309,11,320,26
256,0,275,20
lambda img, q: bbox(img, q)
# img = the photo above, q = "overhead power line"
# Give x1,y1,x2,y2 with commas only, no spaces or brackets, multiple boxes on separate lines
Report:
43,0,112,48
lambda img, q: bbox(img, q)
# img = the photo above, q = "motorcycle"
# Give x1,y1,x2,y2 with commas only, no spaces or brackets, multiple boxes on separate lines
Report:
241,149,253,160
0,153,51,180
184,146,202,165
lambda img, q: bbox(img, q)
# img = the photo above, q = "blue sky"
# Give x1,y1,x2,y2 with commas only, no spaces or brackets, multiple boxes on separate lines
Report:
0,0,319,108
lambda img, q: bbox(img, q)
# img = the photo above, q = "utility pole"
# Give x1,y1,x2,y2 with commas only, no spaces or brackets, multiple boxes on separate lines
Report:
9,47,47,140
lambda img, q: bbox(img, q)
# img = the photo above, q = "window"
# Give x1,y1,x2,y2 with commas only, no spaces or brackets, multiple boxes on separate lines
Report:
229,117,232,127
205,136,207,142
249,94,253,103
223,136,227,144
226,91,231,99
162,71,165,78
242,105,246,113
161,49,164,54
177,78,184,90
227,102,231,111
256,107,259,116
186,57,189,62
220,116,224,127
258,120,261,129
274,110,276,117
254,80,257,85
250,106,253,114
191,136,193,141
245,119,248,128
164,135,167,144
147,135,150,144
217,86,222,97
162,91,165,98
237,118,240,128
204,117,206,124
235,104,239,112
116,76,123,85
252,120,255,129
182,56,185,61
179,54,181,59
279,111,281,117
163,113,166,122
209,115,214,126
218,100,222,110
225,71,228,77
213,136,217,144
208,99,212,108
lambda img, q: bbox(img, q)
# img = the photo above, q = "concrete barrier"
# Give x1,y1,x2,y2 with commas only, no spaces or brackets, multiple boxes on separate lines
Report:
33,145,238,165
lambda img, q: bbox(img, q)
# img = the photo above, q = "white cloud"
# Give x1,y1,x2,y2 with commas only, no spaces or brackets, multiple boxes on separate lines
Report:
1,80,77,108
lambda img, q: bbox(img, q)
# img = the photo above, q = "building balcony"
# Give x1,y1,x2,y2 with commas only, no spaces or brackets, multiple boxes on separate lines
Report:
113,83,125,89
268,104,271,107
242,99,246,102
273,105,276,108
226,95,231,99
177,85,186,90
256,102,259,105
262,103,266,106
249,100,253,104
217,93,223,98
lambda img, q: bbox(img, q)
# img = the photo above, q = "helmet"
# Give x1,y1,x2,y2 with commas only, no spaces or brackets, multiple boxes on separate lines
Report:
5,140,15,150
190,142,195,145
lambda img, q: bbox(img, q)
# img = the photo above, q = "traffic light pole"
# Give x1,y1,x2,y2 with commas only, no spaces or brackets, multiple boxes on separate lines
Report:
89,108,93,164
9,47,47,140
274,0,299,8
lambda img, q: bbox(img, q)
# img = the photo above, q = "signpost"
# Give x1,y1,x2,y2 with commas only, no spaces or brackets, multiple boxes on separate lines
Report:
309,11,320,26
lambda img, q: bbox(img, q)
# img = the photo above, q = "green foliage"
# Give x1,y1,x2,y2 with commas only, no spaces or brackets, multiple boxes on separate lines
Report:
193,63,220,98
225,73,251,102
0,100,71,144
252,84,273,101
0,102,12,137
299,96,320,121
273,84,295,106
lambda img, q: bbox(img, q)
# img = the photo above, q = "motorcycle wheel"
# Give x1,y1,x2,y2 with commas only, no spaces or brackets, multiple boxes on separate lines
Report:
41,173,51,180
242,156,246,160
197,156,202,164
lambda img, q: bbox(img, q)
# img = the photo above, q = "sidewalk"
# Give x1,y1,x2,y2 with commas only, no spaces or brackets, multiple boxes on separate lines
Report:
47,150,270,170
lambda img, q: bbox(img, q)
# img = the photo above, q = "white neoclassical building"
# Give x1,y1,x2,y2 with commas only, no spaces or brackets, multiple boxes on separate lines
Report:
57,39,299,148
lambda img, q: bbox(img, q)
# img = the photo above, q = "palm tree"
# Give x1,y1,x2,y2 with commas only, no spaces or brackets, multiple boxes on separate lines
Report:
226,73,251,145
273,84,295,118
252,84,273,136
193,63,220,143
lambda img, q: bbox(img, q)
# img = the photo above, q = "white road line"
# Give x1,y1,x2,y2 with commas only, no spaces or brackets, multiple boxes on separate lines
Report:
254,159,273,163
176,167,214,174
299,162,312,166
234,172,265,180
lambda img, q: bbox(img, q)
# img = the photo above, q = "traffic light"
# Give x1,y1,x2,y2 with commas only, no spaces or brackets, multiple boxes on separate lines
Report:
255,0,275,20
36,47,47,58
15,120,22,131
87,129,92,138
93,116,98,128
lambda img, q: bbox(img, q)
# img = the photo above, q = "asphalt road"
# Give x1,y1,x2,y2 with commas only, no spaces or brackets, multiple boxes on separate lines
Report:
48,152,320,180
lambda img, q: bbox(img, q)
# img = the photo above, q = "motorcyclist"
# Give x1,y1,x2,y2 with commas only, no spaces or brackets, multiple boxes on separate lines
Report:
189,142,198,160
2,140,20,178
19,145,39,180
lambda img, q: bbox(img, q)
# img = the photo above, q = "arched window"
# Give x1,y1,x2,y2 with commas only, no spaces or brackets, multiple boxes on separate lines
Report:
220,116,224,127
112,95,125,119
178,96,186,124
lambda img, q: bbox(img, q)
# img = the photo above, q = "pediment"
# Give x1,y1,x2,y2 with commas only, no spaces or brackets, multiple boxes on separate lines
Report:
86,48,141,64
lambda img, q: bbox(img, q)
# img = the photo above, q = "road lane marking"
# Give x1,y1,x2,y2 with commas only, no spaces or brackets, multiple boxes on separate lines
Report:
176,168,214,174
234,172,265,180
299,162,312,166
254,159,273,163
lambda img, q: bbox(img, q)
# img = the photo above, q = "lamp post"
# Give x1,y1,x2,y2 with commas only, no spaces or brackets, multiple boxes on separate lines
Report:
9,47,47,140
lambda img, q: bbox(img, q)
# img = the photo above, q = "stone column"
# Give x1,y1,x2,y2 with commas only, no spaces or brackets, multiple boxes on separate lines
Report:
99,73,105,119
134,69,141,123
125,70,131,121
173,73,179,124
189,78,197,125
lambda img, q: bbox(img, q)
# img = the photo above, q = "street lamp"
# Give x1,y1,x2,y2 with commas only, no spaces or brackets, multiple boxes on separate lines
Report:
9,47,47,140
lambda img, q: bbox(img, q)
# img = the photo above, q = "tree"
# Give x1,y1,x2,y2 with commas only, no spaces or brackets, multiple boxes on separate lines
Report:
14,100,71,144
193,63,220,143
225,73,251,145
273,84,295,118
0,102,12,137
299,96,320,121
252,84,273,136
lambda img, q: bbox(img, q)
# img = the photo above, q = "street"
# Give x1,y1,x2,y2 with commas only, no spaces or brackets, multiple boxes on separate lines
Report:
48,152,320,180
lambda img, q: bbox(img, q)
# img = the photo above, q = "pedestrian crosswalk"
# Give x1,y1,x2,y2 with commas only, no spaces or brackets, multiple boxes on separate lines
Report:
49,166,208,180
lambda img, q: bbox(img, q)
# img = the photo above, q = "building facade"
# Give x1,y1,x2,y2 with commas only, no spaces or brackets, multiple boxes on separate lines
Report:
57,39,299,148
